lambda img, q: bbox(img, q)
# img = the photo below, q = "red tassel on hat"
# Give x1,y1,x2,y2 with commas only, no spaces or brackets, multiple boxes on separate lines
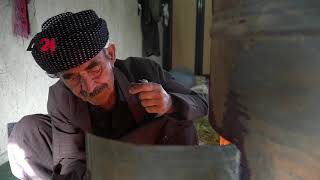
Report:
13,0,30,38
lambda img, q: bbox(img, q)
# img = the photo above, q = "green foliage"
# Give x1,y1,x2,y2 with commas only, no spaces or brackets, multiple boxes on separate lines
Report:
195,116,219,145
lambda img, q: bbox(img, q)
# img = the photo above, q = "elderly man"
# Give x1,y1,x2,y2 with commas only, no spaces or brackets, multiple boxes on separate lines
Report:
8,10,208,179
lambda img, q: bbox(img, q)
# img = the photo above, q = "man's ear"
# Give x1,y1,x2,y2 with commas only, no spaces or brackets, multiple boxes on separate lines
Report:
105,43,116,65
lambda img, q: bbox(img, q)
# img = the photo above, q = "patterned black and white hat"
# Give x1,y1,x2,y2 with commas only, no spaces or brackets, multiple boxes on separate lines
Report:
27,10,109,74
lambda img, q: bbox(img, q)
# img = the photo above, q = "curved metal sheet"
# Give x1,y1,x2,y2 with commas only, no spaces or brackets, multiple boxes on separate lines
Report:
210,0,320,179
86,134,240,180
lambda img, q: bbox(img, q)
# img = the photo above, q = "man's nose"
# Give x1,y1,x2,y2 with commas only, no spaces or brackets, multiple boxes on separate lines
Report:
79,72,96,93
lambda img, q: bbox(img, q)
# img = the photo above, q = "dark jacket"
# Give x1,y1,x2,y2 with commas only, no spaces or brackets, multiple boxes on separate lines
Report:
48,57,208,179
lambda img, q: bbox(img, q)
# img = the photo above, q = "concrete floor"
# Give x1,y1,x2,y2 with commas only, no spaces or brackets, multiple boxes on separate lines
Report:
0,162,18,180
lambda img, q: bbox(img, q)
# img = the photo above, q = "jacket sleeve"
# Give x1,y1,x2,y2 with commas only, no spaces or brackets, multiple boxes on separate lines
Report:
47,84,87,179
155,63,208,120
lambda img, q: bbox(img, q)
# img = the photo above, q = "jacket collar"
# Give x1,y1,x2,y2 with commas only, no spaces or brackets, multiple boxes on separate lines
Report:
113,67,146,124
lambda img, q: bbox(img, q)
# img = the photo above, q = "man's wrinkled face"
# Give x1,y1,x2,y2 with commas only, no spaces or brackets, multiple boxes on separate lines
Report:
59,49,115,106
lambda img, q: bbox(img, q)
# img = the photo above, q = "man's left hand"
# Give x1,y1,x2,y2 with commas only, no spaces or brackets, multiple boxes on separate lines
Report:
129,82,174,116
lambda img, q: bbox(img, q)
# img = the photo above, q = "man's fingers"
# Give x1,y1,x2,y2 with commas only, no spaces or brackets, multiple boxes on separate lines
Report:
139,91,162,100
145,106,161,114
129,83,159,94
141,99,162,107
128,82,170,115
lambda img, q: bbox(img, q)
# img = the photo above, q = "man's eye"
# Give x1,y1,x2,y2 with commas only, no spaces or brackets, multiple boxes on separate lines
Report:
89,66,102,75
68,76,79,83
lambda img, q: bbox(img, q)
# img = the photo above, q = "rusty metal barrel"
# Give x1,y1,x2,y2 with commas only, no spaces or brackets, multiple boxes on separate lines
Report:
209,1,320,179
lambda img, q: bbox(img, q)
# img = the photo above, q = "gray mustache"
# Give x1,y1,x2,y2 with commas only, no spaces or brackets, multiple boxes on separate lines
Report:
80,84,108,97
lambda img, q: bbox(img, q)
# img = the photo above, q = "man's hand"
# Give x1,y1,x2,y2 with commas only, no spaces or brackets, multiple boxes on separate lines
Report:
129,82,174,116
